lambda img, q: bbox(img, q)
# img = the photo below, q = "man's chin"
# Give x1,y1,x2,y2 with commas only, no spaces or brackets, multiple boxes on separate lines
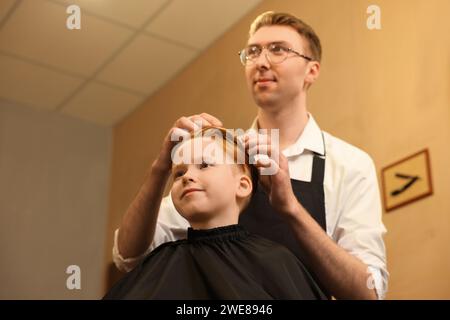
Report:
254,94,278,108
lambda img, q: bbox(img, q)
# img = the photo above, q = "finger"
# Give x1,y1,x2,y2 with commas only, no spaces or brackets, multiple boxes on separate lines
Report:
244,135,270,150
198,113,223,127
248,145,272,158
244,137,273,156
175,116,200,132
254,155,272,167
256,158,280,176
236,133,246,147
189,115,212,128
248,144,280,160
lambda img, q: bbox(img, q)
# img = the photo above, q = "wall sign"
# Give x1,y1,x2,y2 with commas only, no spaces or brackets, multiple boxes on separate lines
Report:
381,149,433,212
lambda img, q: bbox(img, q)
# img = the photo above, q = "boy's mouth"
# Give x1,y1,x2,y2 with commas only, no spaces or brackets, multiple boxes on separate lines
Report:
181,188,205,199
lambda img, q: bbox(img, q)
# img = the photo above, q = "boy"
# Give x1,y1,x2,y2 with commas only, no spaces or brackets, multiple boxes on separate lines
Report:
105,127,326,299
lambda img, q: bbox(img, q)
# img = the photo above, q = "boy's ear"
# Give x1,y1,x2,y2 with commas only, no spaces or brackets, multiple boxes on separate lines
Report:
236,174,252,199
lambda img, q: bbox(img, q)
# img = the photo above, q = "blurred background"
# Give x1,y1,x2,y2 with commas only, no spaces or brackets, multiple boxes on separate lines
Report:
0,0,449,299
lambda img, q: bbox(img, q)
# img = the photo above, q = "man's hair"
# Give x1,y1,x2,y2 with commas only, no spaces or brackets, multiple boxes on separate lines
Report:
249,11,322,62
190,126,258,211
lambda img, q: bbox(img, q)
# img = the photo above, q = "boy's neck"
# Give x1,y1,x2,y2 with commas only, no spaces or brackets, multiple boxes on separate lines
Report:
189,210,240,230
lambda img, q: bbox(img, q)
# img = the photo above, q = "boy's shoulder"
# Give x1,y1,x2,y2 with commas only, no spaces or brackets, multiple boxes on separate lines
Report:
142,238,187,262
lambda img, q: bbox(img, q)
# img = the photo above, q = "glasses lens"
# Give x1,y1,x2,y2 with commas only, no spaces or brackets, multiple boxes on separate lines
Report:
267,44,287,64
239,44,289,65
239,50,247,65
240,46,261,65
246,46,260,60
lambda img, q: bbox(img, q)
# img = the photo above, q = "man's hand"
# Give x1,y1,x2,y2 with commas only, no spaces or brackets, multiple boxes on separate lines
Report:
242,131,298,218
153,113,223,173
243,131,379,299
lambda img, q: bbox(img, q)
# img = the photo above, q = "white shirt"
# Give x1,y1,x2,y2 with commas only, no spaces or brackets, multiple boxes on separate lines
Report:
112,114,388,299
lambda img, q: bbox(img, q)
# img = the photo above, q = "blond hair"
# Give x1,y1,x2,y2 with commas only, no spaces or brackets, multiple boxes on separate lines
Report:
190,126,258,211
249,11,322,62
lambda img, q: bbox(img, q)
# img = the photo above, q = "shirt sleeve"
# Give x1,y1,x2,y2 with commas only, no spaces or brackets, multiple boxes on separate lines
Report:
333,153,389,300
112,193,190,272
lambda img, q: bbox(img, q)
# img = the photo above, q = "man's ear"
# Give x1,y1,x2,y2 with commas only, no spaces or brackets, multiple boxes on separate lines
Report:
236,174,252,199
304,61,320,89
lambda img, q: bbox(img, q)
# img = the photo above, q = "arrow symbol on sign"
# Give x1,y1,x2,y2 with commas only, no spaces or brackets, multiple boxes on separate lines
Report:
391,173,420,196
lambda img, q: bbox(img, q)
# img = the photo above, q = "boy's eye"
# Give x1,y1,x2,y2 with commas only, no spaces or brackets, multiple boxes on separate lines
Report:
173,167,186,179
174,171,183,179
200,161,214,169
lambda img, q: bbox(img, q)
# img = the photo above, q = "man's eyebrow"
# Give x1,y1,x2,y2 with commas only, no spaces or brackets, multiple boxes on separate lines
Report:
246,41,291,47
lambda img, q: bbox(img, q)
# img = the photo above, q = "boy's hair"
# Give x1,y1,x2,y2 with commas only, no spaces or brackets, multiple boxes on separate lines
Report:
249,11,322,62
191,126,258,211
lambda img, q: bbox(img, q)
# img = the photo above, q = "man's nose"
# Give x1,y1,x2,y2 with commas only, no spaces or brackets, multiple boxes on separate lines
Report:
254,51,271,69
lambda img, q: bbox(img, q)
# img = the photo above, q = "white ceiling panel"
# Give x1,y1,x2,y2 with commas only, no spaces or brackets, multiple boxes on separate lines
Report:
97,33,197,95
146,0,262,49
0,54,83,110
0,0,132,77
53,0,169,29
0,0,263,126
61,81,144,126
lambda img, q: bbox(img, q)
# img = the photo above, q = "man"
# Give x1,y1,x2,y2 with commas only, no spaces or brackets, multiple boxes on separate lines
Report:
112,12,388,300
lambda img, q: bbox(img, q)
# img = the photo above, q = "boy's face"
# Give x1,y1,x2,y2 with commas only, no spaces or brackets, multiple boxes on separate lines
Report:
171,137,249,225
244,25,318,107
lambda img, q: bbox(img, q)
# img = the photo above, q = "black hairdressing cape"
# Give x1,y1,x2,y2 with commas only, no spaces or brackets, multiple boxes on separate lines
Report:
104,224,326,300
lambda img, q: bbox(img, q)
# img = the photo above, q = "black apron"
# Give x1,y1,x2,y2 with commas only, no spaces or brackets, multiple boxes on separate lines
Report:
240,139,329,296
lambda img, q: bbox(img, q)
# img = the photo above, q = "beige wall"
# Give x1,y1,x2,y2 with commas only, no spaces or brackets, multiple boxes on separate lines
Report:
106,0,450,299
0,100,112,299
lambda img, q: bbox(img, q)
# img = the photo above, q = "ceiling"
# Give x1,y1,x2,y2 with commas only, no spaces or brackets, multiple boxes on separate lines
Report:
0,0,262,126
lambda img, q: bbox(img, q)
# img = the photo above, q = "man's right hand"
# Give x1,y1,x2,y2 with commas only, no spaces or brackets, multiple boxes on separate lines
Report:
116,113,222,267
153,113,223,173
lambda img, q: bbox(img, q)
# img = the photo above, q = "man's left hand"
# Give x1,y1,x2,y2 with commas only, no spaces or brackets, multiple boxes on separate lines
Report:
242,131,298,218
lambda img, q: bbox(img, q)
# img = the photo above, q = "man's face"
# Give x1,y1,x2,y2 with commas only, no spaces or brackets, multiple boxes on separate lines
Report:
171,137,242,224
244,25,315,107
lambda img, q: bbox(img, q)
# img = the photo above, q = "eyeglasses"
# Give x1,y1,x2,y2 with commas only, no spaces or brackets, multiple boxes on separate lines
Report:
238,43,312,66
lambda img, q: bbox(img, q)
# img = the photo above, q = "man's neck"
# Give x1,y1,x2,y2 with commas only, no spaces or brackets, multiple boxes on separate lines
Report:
257,95,309,150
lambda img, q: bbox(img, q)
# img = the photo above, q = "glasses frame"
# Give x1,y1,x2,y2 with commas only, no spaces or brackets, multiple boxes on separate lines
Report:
238,43,313,66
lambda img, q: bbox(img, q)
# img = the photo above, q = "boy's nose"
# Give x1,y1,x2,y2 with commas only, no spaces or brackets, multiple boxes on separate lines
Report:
182,169,196,185
182,176,195,185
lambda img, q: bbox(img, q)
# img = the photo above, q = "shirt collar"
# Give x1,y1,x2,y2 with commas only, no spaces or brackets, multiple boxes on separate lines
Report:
250,113,325,157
